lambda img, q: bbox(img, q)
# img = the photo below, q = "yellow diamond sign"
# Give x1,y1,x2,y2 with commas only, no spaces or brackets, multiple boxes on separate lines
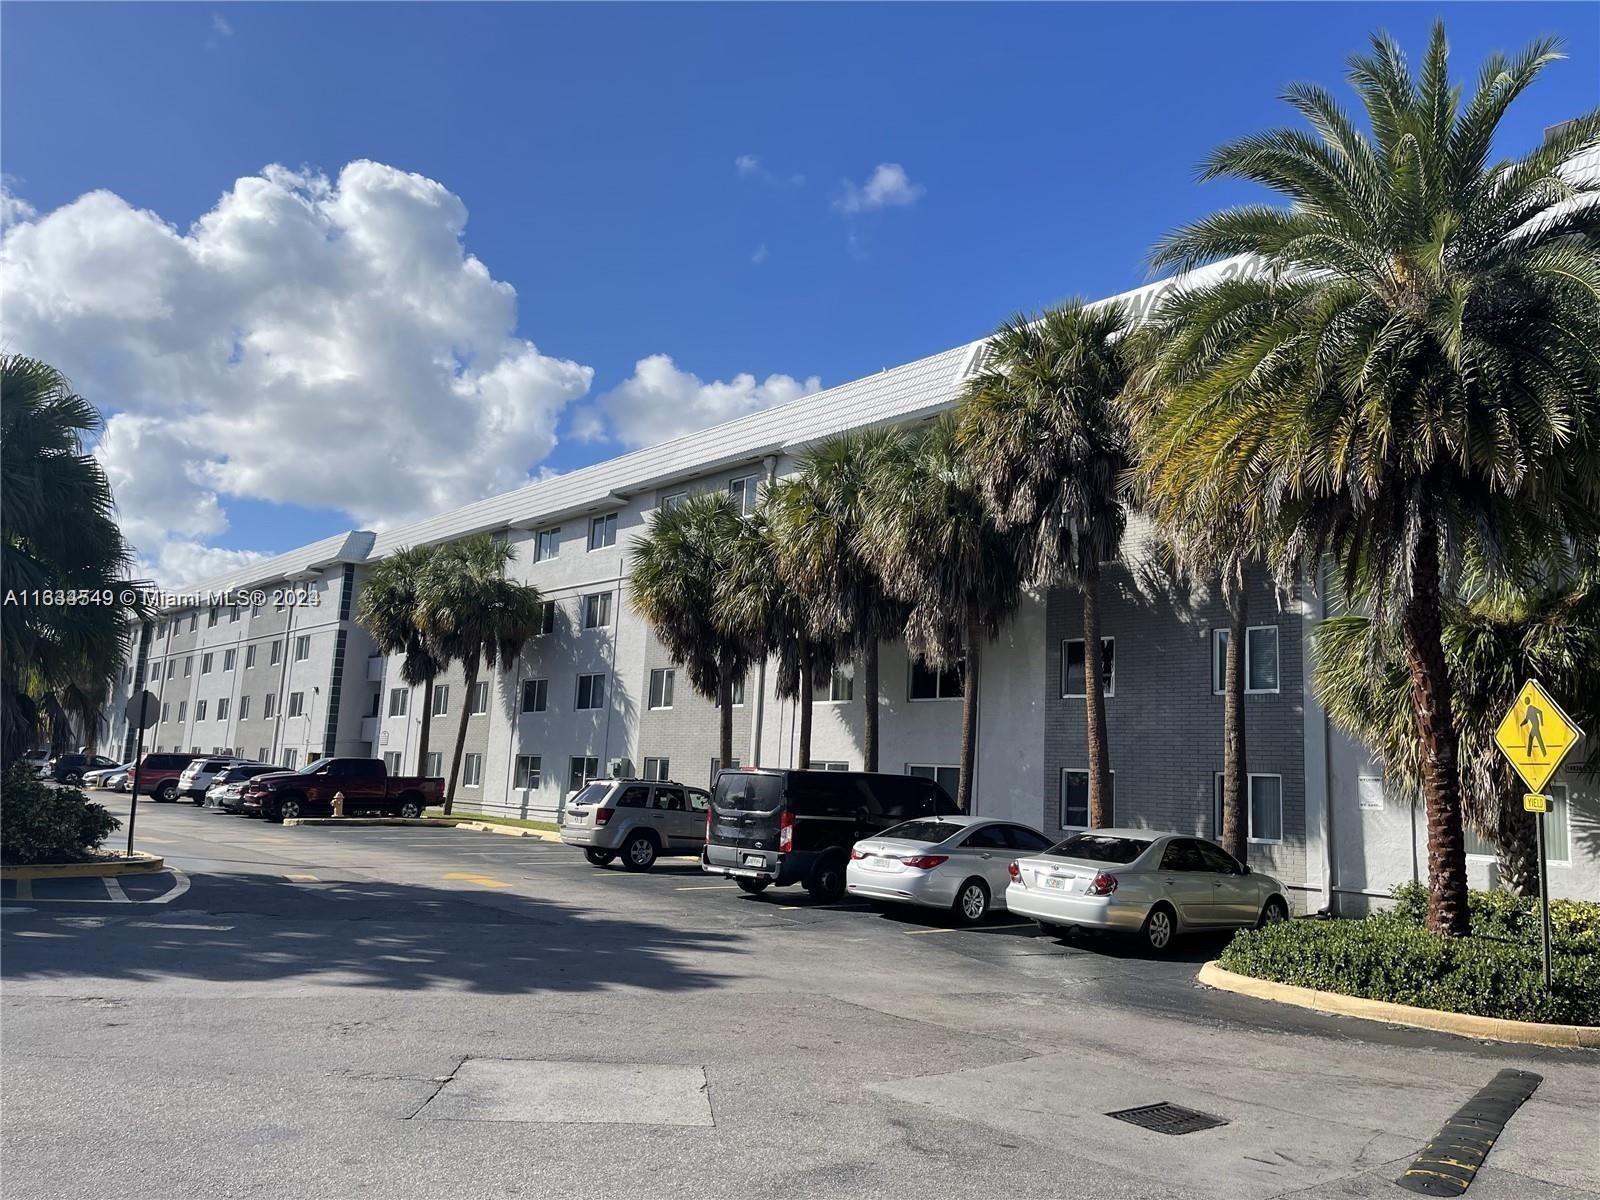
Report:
1494,680,1583,793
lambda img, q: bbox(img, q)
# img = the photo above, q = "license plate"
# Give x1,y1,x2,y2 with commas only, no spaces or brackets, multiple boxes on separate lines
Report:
742,853,765,867
1044,876,1068,890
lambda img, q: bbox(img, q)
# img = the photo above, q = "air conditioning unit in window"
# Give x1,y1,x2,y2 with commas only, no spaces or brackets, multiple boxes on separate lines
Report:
608,757,632,779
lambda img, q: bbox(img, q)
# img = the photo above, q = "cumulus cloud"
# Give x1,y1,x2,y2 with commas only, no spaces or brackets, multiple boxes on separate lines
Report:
588,354,822,449
751,242,770,265
1,161,594,585
835,163,924,214
735,153,804,188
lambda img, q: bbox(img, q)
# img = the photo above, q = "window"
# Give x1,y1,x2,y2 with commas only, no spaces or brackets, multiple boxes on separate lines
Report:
188,613,197,632
167,660,176,680
515,755,542,790
908,764,960,798
659,491,688,512
431,686,448,717
909,658,963,701
588,512,618,550
389,688,409,717
1060,768,1115,829
648,668,675,710
521,678,549,713
576,674,607,710
270,641,282,666
257,747,269,763
294,635,311,661
810,760,850,772
814,663,854,702
470,681,489,715
208,607,219,627
201,653,213,675
263,693,276,719
217,698,230,721
710,757,741,785
1212,626,1281,695
536,600,557,636
462,753,483,788
177,701,187,723
643,756,671,781
1464,783,1569,863
569,755,599,792
728,474,759,516
728,675,745,706
582,591,613,629
534,527,560,562
1062,638,1115,698
245,645,257,669
283,749,298,770
161,702,170,721
148,660,159,679
383,751,402,774
1213,772,1283,843
229,606,241,623
238,696,250,720
196,700,208,721
287,692,305,717
425,751,443,777
223,648,237,671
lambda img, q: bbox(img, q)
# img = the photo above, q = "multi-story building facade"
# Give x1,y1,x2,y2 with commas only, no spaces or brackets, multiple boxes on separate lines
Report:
106,256,1597,911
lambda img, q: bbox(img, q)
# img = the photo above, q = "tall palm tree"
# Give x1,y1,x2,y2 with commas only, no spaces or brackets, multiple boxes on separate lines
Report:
631,493,752,773
355,544,444,774
861,417,1022,812
1,355,143,767
768,430,907,772
956,303,1132,827
1142,24,1600,934
416,535,543,813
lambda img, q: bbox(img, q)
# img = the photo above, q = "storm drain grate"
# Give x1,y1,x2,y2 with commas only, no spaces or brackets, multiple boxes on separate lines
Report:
1106,1102,1228,1135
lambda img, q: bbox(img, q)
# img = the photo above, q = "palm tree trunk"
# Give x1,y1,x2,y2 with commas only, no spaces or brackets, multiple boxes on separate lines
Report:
1081,565,1113,827
443,657,477,816
862,641,879,772
418,676,434,778
1221,591,1249,863
719,673,735,771
957,620,981,814
1402,527,1469,937
1494,803,1540,898
797,645,813,770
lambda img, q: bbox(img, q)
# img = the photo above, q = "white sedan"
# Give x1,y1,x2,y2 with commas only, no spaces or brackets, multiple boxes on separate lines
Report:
1006,829,1290,953
847,816,1055,923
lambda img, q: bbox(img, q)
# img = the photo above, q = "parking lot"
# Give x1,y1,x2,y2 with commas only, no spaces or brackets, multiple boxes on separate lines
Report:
4,797,1598,1200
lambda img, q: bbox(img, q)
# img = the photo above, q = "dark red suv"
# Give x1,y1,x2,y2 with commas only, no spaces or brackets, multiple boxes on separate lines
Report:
134,752,202,802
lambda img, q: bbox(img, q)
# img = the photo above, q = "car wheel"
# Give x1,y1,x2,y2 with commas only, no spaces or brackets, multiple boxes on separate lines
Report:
398,799,423,819
1140,903,1177,954
584,848,616,866
280,797,303,821
805,858,847,903
1258,896,1289,928
621,832,658,872
735,878,769,895
953,879,990,925
64,771,83,785
194,794,207,806
155,780,178,803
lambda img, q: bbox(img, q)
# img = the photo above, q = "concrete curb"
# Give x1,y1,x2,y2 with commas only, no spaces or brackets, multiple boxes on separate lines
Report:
449,820,562,843
282,817,461,827
1,852,165,880
1197,961,1600,1048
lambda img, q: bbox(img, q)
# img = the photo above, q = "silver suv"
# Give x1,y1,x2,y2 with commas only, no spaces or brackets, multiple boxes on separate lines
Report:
177,756,261,804
560,778,711,871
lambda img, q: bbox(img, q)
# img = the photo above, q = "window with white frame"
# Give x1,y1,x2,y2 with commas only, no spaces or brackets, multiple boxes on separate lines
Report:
521,678,548,713
515,755,542,789
257,746,269,763
245,644,257,669
648,668,675,709
383,751,402,774
184,655,193,677
908,764,960,797
167,660,176,679
424,751,443,777
178,701,187,723
263,693,276,719
188,613,197,632
462,753,483,788
909,658,963,701
283,749,298,769
534,527,560,562
223,648,237,671
814,663,854,702
1212,772,1283,843
710,757,741,785
728,675,745,706
659,491,688,512
1212,626,1280,694
287,692,305,717
239,695,250,720
470,681,489,714
569,755,599,792
294,635,311,661
583,592,613,629
1060,768,1115,829
536,600,557,636
161,702,170,721
1466,782,1570,862
643,756,671,781
208,607,219,627
432,685,449,717
727,474,760,516
809,760,849,772
576,674,606,710
217,698,230,721
201,653,214,674
390,688,409,717
229,606,241,623
588,512,618,550
1061,638,1115,698
269,641,281,666
196,700,208,721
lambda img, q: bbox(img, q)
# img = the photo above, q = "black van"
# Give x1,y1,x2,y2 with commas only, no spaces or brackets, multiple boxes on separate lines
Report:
702,768,959,901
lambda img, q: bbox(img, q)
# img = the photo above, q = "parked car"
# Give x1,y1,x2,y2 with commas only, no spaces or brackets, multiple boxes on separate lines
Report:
134,752,204,801
178,756,263,804
205,763,285,812
82,761,134,789
21,749,50,775
240,758,444,822
560,778,711,871
1004,830,1290,953
46,753,122,785
107,766,134,792
703,768,960,902
846,815,1055,923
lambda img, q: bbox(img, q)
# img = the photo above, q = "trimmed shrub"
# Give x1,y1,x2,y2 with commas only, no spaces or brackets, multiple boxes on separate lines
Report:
0,763,120,865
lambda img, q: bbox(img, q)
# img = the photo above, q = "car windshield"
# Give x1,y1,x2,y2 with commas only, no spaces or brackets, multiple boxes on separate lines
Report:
1044,833,1151,864
568,782,612,808
876,819,965,845
712,773,785,812
295,758,329,775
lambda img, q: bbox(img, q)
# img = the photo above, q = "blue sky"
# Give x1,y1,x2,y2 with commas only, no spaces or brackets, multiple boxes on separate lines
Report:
3,3,1597,579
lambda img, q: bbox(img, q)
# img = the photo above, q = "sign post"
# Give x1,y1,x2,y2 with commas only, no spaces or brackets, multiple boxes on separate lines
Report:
123,690,159,856
1494,680,1583,990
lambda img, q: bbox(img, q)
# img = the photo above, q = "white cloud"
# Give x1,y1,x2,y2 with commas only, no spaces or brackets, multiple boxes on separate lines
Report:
588,354,822,450
835,163,924,214
735,154,763,178
751,242,770,265
1,180,35,228
2,161,594,585
211,12,233,37
735,153,804,188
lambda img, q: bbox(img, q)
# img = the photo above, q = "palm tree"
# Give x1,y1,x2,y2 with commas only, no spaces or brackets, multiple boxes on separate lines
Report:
416,535,543,813
630,493,752,772
861,417,1022,812
768,430,907,772
1141,24,1600,934
956,303,1132,827
1,355,143,767
355,544,444,775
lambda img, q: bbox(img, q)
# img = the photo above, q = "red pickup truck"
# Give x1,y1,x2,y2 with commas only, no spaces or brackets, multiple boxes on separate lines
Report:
240,758,444,822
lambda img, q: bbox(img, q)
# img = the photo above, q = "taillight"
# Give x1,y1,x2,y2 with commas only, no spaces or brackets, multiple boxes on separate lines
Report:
594,809,612,825
900,855,949,870
1086,871,1119,896
849,847,866,860
778,810,794,852
705,805,713,838
1006,860,1021,881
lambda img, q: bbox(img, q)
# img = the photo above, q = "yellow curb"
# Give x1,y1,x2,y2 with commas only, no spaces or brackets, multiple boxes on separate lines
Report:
1197,961,1600,1048
281,818,461,827
449,820,562,842
2,852,165,880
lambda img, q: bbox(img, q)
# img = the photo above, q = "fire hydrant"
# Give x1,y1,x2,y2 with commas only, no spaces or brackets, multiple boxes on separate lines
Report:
331,790,346,817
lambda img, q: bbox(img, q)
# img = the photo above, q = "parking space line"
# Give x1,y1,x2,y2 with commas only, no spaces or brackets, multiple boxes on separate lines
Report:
136,836,174,845
904,922,1035,935
285,873,320,883
441,872,511,890
102,877,130,902
676,884,739,891
15,879,32,901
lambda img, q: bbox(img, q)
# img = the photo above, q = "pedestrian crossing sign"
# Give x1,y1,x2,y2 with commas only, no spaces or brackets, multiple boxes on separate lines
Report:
1494,680,1582,793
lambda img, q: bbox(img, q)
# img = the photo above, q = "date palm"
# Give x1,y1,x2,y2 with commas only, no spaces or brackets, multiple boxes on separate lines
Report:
1142,24,1600,934
630,493,752,772
416,534,543,813
355,544,444,775
956,302,1132,827
861,417,1021,812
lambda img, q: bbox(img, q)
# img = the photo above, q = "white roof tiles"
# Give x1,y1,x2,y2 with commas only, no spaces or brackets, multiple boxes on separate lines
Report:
173,530,375,597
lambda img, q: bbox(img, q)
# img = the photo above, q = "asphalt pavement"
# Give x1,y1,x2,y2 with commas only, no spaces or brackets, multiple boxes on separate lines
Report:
2,796,1596,1200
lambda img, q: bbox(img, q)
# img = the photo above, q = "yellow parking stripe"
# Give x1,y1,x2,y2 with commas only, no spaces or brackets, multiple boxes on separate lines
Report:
442,872,510,890
285,873,319,883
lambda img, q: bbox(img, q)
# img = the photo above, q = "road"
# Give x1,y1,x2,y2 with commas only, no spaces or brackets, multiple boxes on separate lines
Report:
3,797,1596,1200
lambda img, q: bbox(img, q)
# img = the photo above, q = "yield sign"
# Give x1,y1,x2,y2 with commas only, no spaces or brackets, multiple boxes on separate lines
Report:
1494,679,1583,793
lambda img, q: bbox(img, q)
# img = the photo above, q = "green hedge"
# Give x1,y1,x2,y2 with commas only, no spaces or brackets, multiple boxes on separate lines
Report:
0,763,120,865
1219,884,1600,1026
